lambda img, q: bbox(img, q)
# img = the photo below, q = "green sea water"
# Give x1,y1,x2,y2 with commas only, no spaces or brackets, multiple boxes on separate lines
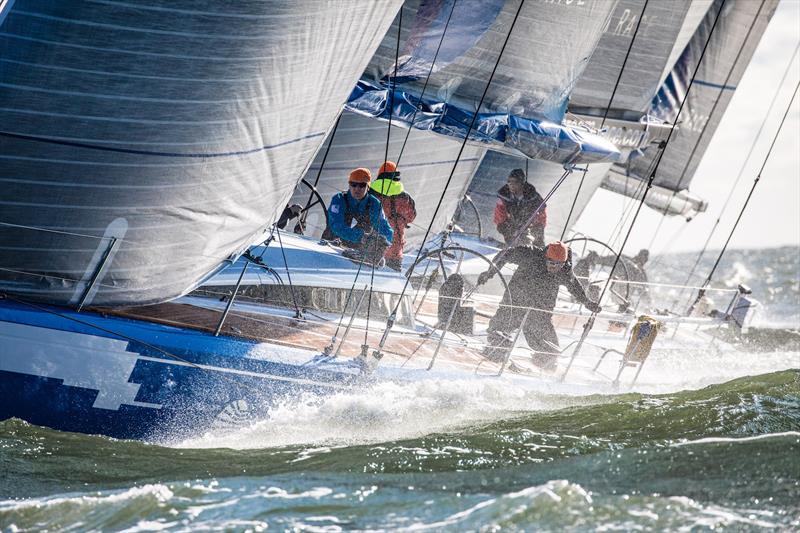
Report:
2,370,798,532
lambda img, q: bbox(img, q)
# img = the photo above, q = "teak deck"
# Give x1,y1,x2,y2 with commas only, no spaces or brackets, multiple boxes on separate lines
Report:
101,302,490,368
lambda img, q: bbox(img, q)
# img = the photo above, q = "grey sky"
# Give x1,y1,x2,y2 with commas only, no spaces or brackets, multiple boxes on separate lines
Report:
574,0,800,253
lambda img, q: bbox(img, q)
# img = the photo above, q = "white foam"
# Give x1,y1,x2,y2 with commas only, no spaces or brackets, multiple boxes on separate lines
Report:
177,378,583,450
671,431,800,447
0,484,174,511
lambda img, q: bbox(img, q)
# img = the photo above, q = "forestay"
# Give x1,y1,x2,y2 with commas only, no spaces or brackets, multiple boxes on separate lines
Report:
0,0,403,306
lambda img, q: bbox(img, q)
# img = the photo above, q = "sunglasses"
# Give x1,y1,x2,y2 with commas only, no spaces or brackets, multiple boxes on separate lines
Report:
349,182,368,189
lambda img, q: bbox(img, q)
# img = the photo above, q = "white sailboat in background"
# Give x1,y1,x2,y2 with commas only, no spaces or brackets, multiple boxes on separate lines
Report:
0,0,793,442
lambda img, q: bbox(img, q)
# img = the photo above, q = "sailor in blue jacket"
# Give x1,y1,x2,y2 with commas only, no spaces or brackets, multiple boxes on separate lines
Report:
322,167,393,263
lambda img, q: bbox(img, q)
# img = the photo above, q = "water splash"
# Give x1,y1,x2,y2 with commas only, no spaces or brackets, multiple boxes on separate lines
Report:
178,378,591,450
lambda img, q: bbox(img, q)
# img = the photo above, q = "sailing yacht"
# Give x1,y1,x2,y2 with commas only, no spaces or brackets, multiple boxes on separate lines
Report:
0,0,783,441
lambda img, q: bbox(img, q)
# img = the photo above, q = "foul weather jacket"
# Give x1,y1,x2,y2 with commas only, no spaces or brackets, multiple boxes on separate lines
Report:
370,177,416,260
496,246,591,312
494,182,546,244
325,190,393,246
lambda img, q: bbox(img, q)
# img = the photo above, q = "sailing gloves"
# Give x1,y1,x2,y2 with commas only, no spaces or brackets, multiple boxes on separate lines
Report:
585,300,602,313
362,232,390,248
477,270,493,286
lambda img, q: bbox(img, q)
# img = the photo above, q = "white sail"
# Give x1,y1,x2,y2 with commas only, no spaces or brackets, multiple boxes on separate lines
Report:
602,0,779,217
347,0,620,164
571,0,700,118
0,0,404,306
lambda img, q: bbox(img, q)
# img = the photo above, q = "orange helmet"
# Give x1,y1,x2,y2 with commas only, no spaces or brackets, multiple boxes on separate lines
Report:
378,161,397,175
545,241,568,262
348,167,372,184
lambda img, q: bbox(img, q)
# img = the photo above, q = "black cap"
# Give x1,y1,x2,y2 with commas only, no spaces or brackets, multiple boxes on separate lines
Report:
508,168,526,183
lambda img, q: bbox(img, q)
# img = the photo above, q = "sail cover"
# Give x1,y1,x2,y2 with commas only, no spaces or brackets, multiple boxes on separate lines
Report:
345,0,621,165
602,0,779,215
0,0,403,307
290,110,485,247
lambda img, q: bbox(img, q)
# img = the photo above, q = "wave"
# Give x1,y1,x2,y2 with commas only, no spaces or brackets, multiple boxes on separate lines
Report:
2,369,797,499
3,463,797,531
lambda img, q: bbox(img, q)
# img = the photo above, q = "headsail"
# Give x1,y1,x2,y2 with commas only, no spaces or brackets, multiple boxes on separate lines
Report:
601,0,779,218
570,0,701,119
0,0,403,306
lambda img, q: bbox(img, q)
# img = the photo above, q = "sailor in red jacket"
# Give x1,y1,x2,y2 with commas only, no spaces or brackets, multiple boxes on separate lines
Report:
370,161,417,271
493,168,546,246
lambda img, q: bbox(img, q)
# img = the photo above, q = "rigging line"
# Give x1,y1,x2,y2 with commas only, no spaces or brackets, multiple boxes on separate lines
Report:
688,80,799,314
679,41,800,301
275,228,302,319
363,248,378,346
362,5,404,342
382,5,403,181
645,208,668,251
663,0,769,215
560,168,588,241
396,0,457,165
608,178,646,244
606,127,665,250
379,0,528,352
608,174,647,248
560,0,650,241
327,239,369,345
562,0,730,379
300,112,342,227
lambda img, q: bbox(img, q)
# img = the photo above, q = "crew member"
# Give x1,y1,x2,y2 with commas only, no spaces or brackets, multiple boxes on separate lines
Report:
370,161,416,271
477,241,601,369
322,168,393,263
493,168,546,246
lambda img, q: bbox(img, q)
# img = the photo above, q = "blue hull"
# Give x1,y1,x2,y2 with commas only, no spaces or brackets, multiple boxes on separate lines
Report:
0,299,359,441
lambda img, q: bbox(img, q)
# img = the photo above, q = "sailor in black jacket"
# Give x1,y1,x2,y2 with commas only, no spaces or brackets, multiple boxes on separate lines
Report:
477,241,601,369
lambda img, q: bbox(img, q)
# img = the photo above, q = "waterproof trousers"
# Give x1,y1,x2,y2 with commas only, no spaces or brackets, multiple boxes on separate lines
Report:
485,298,560,369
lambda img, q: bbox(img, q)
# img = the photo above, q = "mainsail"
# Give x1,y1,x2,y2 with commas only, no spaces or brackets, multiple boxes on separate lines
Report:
0,0,403,306
345,0,621,165
602,0,779,218
295,0,622,249
570,0,702,119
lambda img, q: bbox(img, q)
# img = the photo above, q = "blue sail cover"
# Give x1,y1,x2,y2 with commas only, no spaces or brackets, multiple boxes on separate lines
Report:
347,0,621,165
0,0,404,307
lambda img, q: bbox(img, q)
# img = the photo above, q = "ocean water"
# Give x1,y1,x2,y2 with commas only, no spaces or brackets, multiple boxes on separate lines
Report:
1,248,798,532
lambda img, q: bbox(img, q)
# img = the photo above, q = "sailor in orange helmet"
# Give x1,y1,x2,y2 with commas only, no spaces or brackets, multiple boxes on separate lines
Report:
369,161,417,271
477,241,602,370
322,167,393,264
